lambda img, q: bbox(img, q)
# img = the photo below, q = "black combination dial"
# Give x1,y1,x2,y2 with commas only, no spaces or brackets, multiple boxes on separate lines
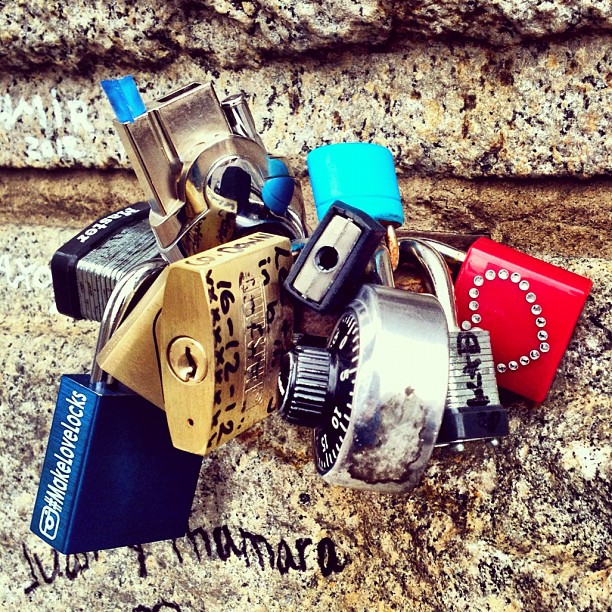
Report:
314,311,359,474
278,309,361,475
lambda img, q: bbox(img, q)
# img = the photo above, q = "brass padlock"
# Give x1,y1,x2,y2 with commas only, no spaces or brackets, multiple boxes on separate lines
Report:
96,267,169,408
97,232,293,455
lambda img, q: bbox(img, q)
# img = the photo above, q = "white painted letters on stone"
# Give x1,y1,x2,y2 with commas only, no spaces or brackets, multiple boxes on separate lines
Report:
0,89,93,163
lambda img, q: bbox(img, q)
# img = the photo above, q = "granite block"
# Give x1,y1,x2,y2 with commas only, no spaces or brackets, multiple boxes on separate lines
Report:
0,33,610,178
1,1,611,72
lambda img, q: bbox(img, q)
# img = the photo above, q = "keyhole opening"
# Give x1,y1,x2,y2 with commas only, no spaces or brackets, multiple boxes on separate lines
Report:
187,418,194,427
167,336,208,384
181,346,197,380
315,246,339,271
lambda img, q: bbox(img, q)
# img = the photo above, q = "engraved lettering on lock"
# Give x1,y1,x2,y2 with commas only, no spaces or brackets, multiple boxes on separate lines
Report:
39,389,89,540
456,331,490,407
75,207,141,244
241,271,266,401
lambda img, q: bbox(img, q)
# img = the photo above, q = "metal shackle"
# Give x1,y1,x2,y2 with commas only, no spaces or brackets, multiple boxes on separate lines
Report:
398,238,459,331
398,237,508,448
90,259,166,389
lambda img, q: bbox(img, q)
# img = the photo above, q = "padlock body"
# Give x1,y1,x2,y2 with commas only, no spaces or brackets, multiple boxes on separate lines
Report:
316,284,449,493
454,238,592,402
437,329,509,445
284,201,385,314
160,232,294,455
51,202,157,321
31,375,202,554
96,269,169,409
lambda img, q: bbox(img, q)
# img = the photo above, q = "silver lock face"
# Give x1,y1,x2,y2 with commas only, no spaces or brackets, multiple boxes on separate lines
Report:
315,284,449,493
290,213,362,304
75,218,159,321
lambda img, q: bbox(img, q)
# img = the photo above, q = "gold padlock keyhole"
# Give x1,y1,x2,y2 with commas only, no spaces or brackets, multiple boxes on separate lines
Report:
167,336,208,384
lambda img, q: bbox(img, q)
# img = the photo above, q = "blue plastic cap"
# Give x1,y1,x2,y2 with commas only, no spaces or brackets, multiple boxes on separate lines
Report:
263,156,294,214
101,76,146,123
307,142,404,225
267,156,290,178
262,176,295,215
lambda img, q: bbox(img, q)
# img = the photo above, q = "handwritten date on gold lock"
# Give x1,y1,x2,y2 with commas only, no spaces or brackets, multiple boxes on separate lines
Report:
159,232,294,456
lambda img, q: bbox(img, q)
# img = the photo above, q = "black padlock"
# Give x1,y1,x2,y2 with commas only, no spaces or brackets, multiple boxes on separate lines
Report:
51,202,159,321
31,260,202,553
284,201,385,314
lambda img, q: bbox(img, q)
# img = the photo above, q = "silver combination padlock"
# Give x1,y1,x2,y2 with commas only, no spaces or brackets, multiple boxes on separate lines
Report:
278,283,449,493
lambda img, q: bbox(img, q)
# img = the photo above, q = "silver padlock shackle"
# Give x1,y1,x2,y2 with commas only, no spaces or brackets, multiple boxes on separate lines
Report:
90,258,167,389
367,243,396,288
420,238,467,266
398,238,459,331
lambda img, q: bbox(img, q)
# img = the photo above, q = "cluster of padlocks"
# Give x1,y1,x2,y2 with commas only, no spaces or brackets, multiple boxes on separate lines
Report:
31,77,592,555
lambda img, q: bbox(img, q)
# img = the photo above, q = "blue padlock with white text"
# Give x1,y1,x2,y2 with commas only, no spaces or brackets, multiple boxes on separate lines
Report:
31,261,203,554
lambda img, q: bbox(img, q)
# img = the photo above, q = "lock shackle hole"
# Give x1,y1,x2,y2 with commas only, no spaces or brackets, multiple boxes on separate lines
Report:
314,245,339,272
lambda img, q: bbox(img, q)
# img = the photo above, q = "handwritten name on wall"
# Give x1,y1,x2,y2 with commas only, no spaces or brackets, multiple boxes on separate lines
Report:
0,254,51,292
23,523,349,599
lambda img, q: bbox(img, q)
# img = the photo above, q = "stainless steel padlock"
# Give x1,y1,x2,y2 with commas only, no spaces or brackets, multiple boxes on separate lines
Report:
51,203,160,321
102,77,308,261
278,283,449,493
398,239,509,448
31,260,202,553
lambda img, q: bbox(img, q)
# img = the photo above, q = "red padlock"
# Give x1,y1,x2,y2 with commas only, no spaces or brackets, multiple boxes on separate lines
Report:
432,237,592,403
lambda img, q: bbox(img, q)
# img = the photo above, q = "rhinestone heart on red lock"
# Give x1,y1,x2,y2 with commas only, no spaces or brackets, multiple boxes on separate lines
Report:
453,238,592,403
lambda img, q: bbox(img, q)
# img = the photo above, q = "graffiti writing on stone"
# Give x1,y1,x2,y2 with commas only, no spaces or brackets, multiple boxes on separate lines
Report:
0,89,95,163
22,524,349,596
0,254,51,292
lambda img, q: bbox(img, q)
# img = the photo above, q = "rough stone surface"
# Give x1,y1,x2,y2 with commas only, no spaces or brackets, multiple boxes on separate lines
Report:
1,33,610,177
0,220,610,610
1,170,610,258
0,1,610,609
1,1,611,72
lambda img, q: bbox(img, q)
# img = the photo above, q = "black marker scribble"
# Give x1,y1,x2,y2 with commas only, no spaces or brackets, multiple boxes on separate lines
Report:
133,600,182,612
274,246,291,270
22,543,100,595
172,524,348,578
23,524,348,595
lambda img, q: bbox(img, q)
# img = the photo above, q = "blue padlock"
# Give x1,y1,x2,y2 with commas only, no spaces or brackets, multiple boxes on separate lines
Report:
307,142,404,268
31,260,203,554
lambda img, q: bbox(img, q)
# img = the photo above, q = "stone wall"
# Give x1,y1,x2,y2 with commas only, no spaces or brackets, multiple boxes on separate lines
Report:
1,2,610,610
